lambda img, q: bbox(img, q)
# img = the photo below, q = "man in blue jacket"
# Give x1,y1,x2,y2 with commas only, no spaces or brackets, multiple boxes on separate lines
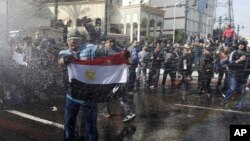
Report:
127,40,140,93
58,30,98,141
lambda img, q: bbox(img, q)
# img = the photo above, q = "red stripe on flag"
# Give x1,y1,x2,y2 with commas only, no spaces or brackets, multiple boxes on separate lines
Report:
72,52,129,65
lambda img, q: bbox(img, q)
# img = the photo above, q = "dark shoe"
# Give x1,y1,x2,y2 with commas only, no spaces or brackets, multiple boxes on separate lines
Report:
76,136,85,141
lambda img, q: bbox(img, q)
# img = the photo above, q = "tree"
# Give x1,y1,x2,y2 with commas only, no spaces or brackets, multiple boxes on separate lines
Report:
60,4,82,29
175,29,184,44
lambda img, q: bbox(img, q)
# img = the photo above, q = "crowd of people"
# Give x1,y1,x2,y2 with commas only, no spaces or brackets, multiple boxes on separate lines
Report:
0,35,65,104
1,24,250,141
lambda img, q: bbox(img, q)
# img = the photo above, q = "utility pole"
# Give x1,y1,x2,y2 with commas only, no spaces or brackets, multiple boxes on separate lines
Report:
218,16,222,41
237,25,240,35
104,0,109,38
184,0,189,43
228,0,231,26
227,0,234,27
54,0,58,21
219,16,222,29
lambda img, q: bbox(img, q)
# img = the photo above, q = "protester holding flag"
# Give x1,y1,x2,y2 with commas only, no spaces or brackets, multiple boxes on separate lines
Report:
59,30,132,141
58,30,98,141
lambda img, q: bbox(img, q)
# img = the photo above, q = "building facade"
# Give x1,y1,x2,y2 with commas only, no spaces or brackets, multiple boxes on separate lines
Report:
150,0,217,42
2,0,216,43
109,0,164,42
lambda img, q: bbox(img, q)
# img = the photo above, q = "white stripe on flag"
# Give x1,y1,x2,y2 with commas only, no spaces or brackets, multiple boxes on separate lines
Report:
68,64,128,84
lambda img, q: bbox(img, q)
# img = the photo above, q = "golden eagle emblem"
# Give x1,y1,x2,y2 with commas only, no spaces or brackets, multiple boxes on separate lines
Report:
85,69,96,80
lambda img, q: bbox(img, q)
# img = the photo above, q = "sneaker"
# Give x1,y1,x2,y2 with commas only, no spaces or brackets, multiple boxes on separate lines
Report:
128,91,134,95
149,86,155,89
222,93,226,98
122,113,136,122
102,112,111,118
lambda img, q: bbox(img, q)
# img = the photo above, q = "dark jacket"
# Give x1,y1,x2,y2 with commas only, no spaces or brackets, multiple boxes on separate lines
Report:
177,54,192,73
163,50,179,70
228,50,247,78
150,51,164,69
198,54,214,77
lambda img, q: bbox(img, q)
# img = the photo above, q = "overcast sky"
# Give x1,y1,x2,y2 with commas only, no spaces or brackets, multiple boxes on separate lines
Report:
233,0,250,36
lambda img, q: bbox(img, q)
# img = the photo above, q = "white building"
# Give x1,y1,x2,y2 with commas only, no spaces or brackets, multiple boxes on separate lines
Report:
150,0,217,42
109,0,164,42
45,0,164,42
110,0,217,42
2,0,216,43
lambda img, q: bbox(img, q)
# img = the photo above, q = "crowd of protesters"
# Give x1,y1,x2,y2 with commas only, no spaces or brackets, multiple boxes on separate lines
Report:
0,34,66,105
1,27,250,107
0,25,250,140
123,25,250,113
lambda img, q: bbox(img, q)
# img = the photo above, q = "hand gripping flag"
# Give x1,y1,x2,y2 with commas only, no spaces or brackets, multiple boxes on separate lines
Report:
67,52,129,102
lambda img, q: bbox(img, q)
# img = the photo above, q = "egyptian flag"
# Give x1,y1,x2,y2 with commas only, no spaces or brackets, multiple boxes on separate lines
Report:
67,52,129,102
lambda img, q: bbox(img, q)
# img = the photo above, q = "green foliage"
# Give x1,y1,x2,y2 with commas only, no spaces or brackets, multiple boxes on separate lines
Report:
145,36,155,44
175,29,184,43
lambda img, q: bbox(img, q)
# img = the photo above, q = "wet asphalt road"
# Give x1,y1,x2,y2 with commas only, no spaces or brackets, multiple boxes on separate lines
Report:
1,77,250,141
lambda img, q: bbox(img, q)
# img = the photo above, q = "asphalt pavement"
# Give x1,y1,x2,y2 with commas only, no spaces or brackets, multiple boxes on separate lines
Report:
1,75,250,141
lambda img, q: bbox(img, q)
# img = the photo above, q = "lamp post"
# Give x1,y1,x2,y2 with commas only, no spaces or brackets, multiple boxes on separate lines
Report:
206,17,212,39
237,24,244,36
173,3,177,43
184,0,189,43
54,0,58,21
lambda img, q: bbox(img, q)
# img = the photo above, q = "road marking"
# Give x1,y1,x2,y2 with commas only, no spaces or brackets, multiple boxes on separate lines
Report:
5,110,64,129
175,104,250,115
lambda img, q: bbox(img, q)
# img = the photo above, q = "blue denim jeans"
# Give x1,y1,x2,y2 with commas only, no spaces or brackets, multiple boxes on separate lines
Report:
223,77,246,109
224,37,233,47
64,97,98,141
127,65,137,92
